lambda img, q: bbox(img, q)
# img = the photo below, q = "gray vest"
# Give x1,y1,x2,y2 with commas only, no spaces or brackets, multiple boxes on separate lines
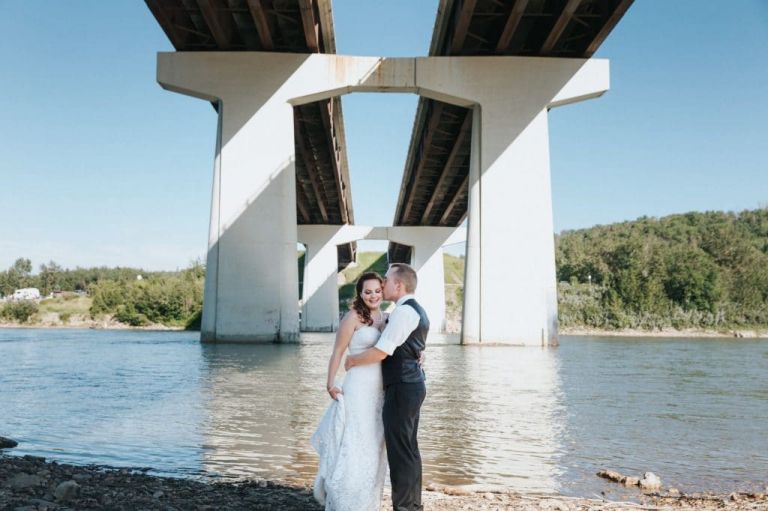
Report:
381,298,429,387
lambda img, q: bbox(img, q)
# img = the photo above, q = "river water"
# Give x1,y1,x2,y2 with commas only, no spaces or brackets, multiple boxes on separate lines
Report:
1,328,766,498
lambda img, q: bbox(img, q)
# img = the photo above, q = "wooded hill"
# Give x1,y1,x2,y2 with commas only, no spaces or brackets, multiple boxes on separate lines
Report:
556,208,768,329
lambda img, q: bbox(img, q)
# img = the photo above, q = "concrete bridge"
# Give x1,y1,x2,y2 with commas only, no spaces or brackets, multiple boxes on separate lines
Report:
146,0,632,345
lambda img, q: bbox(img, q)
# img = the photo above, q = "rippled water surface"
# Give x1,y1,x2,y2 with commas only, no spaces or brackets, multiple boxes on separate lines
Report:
1,328,766,497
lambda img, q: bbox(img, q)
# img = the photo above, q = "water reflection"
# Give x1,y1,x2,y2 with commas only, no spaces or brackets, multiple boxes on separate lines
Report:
199,334,565,493
421,345,564,492
199,340,325,481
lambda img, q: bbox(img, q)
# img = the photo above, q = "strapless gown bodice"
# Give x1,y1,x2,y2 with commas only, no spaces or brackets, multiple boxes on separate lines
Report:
347,325,381,354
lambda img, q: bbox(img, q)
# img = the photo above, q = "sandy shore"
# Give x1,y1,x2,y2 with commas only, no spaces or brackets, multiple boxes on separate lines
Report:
2,454,766,511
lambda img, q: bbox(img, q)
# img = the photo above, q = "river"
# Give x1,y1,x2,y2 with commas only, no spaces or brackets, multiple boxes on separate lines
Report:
1,328,766,498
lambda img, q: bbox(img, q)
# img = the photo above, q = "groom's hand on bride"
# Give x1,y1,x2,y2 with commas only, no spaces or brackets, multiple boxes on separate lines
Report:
327,385,343,400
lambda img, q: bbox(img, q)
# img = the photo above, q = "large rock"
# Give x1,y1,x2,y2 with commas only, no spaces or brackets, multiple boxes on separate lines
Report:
639,472,662,490
0,436,18,449
53,480,80,502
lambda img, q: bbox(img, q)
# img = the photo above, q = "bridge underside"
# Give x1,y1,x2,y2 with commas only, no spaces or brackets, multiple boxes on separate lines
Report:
389,0,632,262
149,0,631,344
146,0,355,268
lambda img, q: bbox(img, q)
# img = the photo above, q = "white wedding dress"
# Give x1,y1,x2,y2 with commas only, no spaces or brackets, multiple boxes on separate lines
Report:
311,325,388,511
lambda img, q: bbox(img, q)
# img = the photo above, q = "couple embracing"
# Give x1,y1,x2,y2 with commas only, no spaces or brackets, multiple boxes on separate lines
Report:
311,263,429,511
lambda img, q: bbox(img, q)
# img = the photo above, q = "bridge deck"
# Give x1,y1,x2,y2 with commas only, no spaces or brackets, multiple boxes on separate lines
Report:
146,0,355,268
389,0,632,262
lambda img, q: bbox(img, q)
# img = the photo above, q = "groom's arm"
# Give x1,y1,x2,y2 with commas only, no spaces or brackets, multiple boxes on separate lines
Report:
345,305,420,370
344,346,388,369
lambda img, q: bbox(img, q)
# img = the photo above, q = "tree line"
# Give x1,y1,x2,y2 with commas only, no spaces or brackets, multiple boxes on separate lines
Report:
3,208,766,331
0,259,204,328
556,208,768,330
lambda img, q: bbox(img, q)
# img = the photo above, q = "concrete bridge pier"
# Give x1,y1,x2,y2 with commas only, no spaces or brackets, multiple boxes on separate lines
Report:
297,225,363,332
418,60,611,346
157,54,306,342
388,226,466,334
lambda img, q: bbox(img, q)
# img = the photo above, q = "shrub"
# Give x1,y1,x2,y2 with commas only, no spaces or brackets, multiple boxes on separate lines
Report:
1,300,39,323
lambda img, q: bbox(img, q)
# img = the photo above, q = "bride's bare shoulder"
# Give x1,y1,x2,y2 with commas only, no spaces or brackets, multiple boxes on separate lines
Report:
340,310,364,329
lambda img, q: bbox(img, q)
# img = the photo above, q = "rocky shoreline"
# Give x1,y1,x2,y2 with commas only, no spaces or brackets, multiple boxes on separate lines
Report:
2,453,767,511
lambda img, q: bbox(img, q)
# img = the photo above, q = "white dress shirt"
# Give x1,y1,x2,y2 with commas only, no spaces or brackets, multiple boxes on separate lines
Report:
374,294,421,356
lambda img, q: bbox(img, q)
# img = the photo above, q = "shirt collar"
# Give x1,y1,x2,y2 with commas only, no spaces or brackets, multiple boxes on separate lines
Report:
396,294,415,306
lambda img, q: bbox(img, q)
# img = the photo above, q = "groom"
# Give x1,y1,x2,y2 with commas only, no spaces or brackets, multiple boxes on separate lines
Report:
345,263,429,511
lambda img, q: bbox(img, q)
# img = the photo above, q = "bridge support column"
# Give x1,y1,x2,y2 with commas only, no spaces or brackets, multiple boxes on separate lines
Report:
416,58,610,346
389,227,465,333
297,225,345,332
158,54,311,342
462,107,560,345
411,245,447,333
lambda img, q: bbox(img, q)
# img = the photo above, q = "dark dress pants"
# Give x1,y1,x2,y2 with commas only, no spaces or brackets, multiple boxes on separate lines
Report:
383,381,427,511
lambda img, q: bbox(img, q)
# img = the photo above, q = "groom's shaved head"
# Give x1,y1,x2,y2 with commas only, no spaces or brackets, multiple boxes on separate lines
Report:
388,263,417,293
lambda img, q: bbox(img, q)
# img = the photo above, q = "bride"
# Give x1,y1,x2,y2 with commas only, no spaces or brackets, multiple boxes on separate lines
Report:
311,272,389,510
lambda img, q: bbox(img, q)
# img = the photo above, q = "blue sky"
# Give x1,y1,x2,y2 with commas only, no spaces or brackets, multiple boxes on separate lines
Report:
1,1,766,270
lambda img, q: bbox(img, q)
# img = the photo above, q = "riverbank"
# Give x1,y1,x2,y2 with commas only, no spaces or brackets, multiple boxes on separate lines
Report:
2,322,767,338
560,326,768,339
0,315,183,331
1,454,766,511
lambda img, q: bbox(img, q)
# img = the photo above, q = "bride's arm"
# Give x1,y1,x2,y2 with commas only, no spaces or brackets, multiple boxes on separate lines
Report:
326,311,357,400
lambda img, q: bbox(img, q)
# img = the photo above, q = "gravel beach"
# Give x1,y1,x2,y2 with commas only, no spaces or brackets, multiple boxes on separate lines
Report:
2,454,767,511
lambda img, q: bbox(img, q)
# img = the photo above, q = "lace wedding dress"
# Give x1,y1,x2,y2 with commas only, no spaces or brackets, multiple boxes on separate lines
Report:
311,325,387,511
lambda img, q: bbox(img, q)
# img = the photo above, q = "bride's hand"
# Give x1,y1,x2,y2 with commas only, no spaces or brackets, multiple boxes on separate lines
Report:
418,351,426,368
327,386,343,400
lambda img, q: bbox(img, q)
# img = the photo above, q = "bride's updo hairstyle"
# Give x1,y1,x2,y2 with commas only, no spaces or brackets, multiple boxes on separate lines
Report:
351,272,383,325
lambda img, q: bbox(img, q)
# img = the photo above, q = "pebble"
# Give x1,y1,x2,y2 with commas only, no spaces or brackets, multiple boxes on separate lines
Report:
2,454,767,510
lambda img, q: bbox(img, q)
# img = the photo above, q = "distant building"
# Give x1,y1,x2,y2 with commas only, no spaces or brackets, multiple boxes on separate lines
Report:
12,288,41,301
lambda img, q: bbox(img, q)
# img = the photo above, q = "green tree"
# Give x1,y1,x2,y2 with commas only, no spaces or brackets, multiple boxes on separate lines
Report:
39,261,63,295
